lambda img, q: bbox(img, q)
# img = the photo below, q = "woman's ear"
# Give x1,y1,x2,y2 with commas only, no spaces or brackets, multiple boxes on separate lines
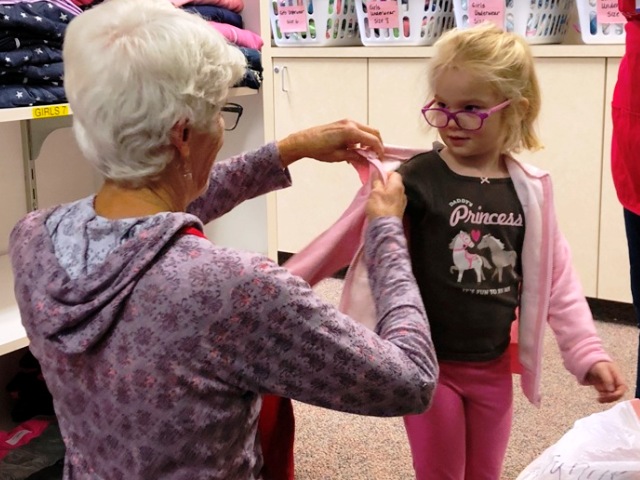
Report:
170,120,190,157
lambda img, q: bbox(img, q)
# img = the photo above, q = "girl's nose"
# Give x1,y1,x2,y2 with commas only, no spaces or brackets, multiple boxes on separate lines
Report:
445,115,460,130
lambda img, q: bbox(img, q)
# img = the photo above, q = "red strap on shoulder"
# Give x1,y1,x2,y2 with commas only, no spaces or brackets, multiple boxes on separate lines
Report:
180,226,207,239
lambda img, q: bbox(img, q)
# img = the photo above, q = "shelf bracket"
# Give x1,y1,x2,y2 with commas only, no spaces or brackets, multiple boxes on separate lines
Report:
20,116,73,211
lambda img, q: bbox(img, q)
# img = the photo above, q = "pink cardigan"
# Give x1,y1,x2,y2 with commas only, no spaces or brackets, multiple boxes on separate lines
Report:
285,147,612,406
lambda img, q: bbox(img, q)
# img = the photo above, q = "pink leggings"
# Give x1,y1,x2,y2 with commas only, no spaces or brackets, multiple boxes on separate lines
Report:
403,353,513,480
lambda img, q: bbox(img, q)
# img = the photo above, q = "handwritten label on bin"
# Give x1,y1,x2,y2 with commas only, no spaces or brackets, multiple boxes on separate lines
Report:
367,1,399,29
597,0,623,24
277,5,308,33
31,104,70,119
469,0,505,29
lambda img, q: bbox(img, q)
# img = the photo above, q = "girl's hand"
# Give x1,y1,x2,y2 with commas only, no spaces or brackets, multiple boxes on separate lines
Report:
585,361,628,403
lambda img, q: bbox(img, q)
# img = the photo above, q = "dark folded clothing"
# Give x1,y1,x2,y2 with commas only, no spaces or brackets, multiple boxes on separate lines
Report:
0,84,66,108
236,68,261,90
1,62,64,84
25,458,65,480
183,5,243,29
238,46,262,74
232,47,262,90
0,2,76,41
1,45,62,68
0,34,62,52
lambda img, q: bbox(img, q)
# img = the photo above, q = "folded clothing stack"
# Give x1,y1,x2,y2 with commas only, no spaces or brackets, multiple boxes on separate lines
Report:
0,0,81,108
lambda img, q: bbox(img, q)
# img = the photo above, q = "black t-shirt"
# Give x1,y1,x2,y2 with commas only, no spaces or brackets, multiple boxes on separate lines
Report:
398,150,525,362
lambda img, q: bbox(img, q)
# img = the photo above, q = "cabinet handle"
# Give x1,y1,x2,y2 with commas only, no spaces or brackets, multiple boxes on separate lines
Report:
274,65,289,93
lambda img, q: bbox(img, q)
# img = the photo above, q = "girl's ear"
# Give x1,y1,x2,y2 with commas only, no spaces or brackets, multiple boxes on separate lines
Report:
516,97,530,115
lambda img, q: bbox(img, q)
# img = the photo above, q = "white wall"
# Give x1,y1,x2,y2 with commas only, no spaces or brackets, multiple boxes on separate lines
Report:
203,93,271,256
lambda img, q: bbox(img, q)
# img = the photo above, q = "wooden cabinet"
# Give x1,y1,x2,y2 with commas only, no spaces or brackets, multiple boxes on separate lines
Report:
272,58,368,253
599,57,630,303
368,58,439,148
264,45,628,301
516,58,606,298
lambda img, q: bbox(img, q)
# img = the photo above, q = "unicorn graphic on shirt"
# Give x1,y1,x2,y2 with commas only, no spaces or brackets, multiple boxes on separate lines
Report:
449,230,492,283
477,233,520,283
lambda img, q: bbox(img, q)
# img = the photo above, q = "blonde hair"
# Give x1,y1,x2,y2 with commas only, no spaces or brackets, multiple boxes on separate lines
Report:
428,23,542,153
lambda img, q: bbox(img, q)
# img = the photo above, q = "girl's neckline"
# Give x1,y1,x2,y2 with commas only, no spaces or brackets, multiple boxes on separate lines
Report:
434,147,511,182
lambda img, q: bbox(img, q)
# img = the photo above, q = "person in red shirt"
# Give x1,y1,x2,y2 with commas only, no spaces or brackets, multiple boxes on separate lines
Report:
612,0,640,398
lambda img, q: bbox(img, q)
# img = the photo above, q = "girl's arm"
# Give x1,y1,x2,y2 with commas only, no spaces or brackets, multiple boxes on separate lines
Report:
546,227,626,399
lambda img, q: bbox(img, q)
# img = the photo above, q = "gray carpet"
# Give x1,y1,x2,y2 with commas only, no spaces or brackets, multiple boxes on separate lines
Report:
291,278,639,480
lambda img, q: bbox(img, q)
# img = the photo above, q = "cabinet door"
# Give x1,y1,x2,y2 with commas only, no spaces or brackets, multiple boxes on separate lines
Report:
272,58,368,254
369,59,439,148
599,58,630,303
516,58,605,298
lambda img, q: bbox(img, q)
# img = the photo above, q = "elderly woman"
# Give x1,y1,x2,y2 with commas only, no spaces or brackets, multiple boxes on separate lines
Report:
9,0,438,478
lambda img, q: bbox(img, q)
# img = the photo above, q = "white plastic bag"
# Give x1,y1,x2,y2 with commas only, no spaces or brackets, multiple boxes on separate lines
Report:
516,399,640,479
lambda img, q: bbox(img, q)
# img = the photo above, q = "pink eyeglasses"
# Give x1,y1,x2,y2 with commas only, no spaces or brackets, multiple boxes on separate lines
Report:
421,99,512,131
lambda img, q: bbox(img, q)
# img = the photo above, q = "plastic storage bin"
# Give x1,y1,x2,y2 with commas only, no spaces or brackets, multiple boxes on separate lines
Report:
575,0,625,44
270,0,361,47
354,0,456,46
452,0,572,45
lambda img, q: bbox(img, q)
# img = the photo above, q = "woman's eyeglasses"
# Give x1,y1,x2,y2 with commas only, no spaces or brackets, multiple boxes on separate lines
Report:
221,102,243,131
421,99,511,131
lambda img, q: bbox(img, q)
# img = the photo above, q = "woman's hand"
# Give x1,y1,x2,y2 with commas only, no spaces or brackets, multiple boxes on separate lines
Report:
585,361,628,403
277,119,384,168
365,172,406,221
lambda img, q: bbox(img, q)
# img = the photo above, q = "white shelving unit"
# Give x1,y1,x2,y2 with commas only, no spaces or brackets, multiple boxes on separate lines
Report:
0,85,261,359
0,1,267,432
0,87,258,123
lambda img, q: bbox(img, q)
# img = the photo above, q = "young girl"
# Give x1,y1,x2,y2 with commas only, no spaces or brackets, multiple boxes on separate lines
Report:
397,23,628,479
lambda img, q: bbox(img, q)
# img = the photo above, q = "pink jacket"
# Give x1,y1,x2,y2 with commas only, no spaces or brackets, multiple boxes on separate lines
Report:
286,147,612,406
284,145,422,324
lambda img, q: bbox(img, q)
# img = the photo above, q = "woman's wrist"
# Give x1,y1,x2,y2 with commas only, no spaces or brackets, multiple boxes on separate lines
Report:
276,135,302,169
